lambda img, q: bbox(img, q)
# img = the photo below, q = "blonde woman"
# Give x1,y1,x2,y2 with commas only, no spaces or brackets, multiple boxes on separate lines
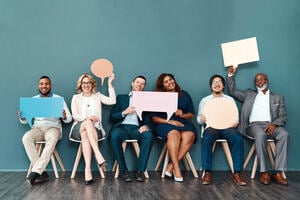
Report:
70,73,116,185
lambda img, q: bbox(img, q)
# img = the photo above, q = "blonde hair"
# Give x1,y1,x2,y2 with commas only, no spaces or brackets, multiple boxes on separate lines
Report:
76,73,97,94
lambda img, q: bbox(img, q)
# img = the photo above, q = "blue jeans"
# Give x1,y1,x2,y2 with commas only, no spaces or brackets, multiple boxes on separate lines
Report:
201,127,243,172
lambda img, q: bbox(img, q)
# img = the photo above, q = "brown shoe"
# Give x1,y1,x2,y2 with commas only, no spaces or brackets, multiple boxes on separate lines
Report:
260,172,271,185
232,173,247,186
271,173,288,185
202,172,212,185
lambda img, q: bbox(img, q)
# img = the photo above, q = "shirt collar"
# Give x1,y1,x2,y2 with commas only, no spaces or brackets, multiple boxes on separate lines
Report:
39,92,53,97
211,93,225,98
258,89,270,95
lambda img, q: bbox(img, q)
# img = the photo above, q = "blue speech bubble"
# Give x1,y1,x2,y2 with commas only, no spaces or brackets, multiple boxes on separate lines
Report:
20,97,64,127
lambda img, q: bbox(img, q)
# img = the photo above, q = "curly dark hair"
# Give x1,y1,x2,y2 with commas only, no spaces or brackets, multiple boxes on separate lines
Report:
155,73,182,96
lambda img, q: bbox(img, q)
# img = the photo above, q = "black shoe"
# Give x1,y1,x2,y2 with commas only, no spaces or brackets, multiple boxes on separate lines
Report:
135,171,145,182
35,171,49,183
27,172,39,185
122,170,132,182
85,179,94,185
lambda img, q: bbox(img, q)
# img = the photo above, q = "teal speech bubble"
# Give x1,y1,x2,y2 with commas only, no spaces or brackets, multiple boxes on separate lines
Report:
20,97,64,127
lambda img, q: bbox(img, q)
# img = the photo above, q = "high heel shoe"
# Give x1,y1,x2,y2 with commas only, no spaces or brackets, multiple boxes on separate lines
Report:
173,168,183,182
174,176,183,182
85,179,94,185
98,160,107,169
165,171,173,178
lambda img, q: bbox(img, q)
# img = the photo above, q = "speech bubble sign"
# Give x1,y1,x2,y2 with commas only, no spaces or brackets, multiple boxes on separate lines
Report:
90,58,114,85
221,37,260,67
202,97,238,129
132,91,178,121
20,97,64,127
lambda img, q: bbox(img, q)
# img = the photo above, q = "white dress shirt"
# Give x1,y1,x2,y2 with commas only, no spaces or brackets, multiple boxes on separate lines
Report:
249,90,271,123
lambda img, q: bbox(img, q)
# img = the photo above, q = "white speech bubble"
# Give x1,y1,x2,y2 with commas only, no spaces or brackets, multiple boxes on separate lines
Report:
221,37,260,67
132,91,178,121
20,97,64,127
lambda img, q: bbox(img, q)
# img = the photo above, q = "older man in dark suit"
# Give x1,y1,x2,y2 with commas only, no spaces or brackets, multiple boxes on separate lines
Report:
109,75,153,182
227,66,289,186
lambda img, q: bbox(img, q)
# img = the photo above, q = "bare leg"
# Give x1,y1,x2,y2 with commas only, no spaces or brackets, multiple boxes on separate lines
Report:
177,131,195,160
167,131,195,177
166,130,182,178
80,120,105,164
80,131,93,181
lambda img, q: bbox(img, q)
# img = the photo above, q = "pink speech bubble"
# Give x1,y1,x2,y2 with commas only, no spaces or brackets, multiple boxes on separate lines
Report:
132,91,178,121
202,97,238,129
90,58,114,85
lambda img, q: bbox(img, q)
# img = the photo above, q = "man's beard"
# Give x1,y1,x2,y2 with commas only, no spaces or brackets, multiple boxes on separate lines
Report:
39,89,51,96
256,83,268,91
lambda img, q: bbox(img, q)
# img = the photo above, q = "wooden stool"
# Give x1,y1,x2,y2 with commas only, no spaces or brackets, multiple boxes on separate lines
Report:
70,137,106,179
155,142,198,178
27,141,65,179
243,137,286,179
199,127,234,177
112,139,149,179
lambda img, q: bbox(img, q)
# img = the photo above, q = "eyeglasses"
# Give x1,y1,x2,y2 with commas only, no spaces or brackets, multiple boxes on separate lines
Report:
212,80,223,85
82,81,92,85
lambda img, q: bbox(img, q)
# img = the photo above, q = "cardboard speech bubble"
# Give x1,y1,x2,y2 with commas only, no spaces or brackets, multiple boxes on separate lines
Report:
202,97,238,129
20,97,64,127
221,37,260,67
90,58,114,85
132,91,178,121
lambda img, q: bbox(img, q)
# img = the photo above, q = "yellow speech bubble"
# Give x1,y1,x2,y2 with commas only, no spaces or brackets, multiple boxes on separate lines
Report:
90,58,114,85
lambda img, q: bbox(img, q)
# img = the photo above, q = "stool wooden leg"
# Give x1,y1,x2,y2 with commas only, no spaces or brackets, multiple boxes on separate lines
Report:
50,154,59,178
112,160,118,172
243,144,256,170
97,165,105,179
114,164,120,179
53,149,65,171
212,141,217,152
267,143,275,169
268,141,276,155
184,152,198,178
251,155,258,179
155,144,167,171
268,141,276,170
183,157,190,170
161,150,169,178
71,144,82,179
221,141,234,174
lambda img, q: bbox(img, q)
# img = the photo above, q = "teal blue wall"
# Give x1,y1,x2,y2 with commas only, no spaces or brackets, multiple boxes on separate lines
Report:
1,0,299,171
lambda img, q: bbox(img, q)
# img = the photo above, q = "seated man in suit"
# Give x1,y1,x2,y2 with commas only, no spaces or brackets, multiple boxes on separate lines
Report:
197,74,247,186
109,75,153,182
227,66,289,185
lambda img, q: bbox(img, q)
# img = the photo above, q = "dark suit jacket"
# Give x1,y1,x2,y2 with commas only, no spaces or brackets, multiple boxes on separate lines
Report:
108,94,152,139
226,76,287,135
